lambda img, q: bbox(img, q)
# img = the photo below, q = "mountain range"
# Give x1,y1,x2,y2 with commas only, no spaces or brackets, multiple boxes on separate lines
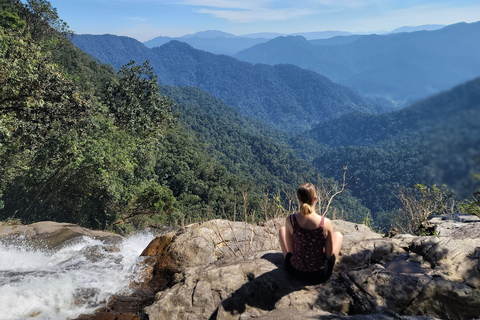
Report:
235,21,480,105
142,25,445,55
72,35,388,132
143,30,356,55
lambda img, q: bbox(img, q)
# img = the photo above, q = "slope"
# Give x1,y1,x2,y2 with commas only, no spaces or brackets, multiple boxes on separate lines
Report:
303,77,480,226
161,85,371,223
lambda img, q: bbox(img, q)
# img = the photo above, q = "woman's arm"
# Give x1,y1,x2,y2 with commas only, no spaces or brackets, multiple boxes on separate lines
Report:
279,215,295,257
324,219,334,258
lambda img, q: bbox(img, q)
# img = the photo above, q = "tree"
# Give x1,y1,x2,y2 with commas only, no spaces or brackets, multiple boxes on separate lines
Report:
103,60,173,137
17,0,72,40
1,9,94,218
393,184,457,235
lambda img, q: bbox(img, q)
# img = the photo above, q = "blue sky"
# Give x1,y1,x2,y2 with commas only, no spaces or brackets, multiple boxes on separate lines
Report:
48,0,480,42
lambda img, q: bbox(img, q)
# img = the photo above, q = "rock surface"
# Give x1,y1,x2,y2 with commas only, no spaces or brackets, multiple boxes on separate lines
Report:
140,218,480,320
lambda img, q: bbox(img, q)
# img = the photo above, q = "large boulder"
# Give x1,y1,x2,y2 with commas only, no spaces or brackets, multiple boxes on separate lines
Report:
141,218,480,320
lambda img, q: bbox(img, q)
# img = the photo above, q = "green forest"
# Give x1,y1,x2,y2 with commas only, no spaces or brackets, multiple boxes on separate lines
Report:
1,0,479,234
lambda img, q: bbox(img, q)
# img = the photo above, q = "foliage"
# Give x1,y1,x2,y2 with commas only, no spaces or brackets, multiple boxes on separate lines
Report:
0,3,174,229
459,191,480,217
1,8,95,221
17,0,72,40
393,184,457,235
104,60,173,136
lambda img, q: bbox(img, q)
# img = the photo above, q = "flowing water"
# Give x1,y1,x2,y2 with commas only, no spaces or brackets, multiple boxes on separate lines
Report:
0,232,156,320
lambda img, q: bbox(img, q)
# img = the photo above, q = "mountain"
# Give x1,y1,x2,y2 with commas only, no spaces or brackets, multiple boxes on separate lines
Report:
388,24,445,33
72,34,151,67
301,77,480,226
291,30,354,40
235,21,480,105
181,30,237,38
310,35,362,46
143,31,268,55
72,35,389,132
2,1,373,228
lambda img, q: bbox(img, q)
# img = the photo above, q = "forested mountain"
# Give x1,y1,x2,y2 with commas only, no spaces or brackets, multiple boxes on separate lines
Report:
72,35,390,132
235,21,480,105
0,0,371,231
300,77,480,229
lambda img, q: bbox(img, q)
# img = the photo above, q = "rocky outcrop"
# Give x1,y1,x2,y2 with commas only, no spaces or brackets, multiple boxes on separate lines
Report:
140,218,480,320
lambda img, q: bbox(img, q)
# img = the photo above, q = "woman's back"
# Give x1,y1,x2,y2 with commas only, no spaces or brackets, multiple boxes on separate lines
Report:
290,213,327,272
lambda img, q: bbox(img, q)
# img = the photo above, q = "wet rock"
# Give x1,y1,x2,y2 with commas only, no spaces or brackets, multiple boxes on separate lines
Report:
0,221,122,250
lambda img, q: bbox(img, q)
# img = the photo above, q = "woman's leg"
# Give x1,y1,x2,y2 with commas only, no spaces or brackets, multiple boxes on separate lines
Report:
332,231,343,258
279,226,293,258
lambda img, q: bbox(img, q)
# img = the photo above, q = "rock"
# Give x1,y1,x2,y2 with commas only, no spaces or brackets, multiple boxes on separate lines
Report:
0,221,122,249
141,217,480,320
139,219,382,274
428,213,480,237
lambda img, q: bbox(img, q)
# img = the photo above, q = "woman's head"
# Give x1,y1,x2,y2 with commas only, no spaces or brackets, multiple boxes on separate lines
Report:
297,183,316,216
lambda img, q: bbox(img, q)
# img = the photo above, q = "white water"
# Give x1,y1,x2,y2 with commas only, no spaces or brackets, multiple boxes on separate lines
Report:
0,232,156,320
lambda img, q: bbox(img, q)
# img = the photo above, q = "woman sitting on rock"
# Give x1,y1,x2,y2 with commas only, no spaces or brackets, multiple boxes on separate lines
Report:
279,183,343,284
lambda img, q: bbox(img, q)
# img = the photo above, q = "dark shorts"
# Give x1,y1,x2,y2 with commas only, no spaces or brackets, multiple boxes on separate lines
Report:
285,253,336,285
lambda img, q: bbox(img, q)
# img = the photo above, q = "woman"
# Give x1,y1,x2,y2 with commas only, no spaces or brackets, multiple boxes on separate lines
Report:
278,183,343,284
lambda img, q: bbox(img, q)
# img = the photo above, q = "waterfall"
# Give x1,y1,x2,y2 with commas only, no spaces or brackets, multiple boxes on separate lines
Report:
0,231,156,320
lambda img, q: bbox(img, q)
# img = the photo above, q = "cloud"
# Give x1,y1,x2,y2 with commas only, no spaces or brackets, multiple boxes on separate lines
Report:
196,7,313,23
169,0,346,22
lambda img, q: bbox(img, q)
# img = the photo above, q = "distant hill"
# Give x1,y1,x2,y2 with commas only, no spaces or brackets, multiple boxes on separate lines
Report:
235,21,480,105
72,35,389,132
142,25,439,55
388,24,445,33
143,30,354,55
301,77,480,224
143,31,268,55
143,30,354,54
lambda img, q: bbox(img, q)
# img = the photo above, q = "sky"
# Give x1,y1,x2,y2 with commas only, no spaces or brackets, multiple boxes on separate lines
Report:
47,0,480,42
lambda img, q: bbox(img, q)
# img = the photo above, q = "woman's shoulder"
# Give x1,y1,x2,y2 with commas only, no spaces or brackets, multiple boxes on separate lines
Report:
322,216,333,229
285,213,296,225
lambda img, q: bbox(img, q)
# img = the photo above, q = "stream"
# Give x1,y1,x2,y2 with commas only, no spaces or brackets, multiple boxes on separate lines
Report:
0,231,156,320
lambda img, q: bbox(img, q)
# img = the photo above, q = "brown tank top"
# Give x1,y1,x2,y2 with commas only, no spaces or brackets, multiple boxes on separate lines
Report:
290,214,327,272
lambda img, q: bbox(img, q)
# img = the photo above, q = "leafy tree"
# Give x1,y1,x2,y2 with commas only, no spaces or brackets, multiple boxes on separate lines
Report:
459,191,480,217
0,9,94,219
17,0,72,40
104,60,173,136
393,184,457,235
